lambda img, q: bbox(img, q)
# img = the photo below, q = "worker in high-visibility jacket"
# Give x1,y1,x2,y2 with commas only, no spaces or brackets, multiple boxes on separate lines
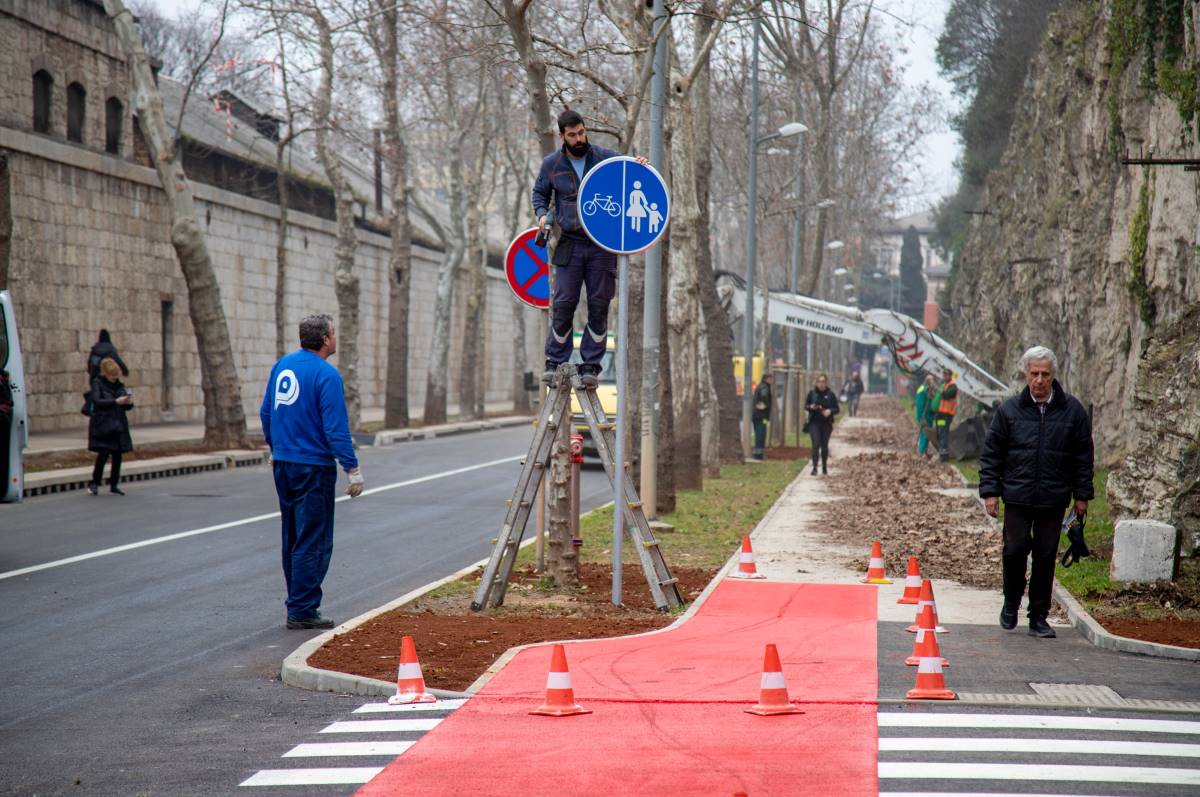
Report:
934,367,958,462
914,373,939,456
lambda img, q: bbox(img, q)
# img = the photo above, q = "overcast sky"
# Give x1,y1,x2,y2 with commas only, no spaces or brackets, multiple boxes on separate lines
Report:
136,0,962,214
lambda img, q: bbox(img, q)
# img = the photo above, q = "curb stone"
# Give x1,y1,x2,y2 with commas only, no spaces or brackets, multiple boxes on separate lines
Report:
953,465,1200,661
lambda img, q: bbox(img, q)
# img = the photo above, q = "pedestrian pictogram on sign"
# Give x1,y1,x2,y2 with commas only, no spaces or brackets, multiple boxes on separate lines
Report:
576,157,670,255
504,227,550,309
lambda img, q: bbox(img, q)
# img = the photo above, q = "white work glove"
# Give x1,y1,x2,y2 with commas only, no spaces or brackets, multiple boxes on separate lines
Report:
347,469,364,498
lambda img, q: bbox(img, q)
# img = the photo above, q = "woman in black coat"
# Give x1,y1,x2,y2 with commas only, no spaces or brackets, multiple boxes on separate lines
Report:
87,357,134,495
805,372,840,476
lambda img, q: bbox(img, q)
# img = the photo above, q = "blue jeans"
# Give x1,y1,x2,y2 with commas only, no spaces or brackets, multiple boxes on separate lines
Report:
752,418,768,459
273,460,337,619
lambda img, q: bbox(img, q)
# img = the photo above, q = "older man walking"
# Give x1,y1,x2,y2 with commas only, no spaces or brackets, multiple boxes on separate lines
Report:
979,346,1094,638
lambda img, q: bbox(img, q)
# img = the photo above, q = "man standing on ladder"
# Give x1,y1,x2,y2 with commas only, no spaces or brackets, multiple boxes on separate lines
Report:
935,367,958,462
532,109,646,388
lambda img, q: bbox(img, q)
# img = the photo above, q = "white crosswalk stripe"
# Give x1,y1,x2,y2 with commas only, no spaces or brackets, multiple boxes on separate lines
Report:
879,708,1200,796
240,698,464,792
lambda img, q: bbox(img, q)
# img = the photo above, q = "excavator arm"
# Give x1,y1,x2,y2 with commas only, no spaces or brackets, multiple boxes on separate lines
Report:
718,274,1010,407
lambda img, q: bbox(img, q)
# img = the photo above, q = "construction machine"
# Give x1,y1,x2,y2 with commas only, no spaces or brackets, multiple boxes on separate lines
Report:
717,273,1011,459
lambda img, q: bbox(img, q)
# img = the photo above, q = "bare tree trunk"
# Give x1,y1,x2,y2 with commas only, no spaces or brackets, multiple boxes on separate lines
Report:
309,9,360,429
510,301,531,413
422,136,467,425
375,0,413,430
458,195,486,420
501,0,556,157
546,416,578,586
103,0,247,448
667,94,702,491
656,236,675,514
697,295,721,477
273,135,290,359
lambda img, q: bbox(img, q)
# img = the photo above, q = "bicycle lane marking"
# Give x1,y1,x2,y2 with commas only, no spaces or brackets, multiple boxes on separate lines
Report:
0,456,523,581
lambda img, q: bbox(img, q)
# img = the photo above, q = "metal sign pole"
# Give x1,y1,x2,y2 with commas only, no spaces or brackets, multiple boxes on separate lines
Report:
613,253,629,606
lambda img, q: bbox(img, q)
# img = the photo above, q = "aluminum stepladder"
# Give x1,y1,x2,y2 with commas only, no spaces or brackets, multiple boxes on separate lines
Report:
470,364,684,612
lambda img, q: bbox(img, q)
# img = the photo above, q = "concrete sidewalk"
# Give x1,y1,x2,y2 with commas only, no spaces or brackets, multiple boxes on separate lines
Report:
26,401,523,455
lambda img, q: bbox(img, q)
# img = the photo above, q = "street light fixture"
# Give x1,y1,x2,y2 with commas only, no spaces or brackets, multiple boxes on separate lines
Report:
741,11,809,460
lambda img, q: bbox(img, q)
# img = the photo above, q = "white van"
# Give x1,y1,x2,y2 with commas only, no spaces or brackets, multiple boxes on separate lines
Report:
1,290,27,503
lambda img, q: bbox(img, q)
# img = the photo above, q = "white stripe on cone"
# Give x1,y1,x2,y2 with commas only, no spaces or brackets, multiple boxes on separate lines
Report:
904,576,921,587
546,672,573,690
918,657,943,674
397,663,423,679
760,671,787,690
740,552,754,563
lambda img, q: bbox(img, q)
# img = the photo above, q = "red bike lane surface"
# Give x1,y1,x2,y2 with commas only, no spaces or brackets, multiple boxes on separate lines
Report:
355,581,878,796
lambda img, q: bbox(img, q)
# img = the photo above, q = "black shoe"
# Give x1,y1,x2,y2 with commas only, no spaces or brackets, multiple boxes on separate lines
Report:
578,364,599,389
999,604,1017,630
109,487,125,496
811,466,817,475
822,466,828,475
1028,617,1056,638
86,483,98,496
541,361,561,387
287,613,336,630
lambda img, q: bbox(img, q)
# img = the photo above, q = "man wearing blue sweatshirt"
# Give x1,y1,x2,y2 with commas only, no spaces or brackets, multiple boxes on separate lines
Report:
261,314,363,630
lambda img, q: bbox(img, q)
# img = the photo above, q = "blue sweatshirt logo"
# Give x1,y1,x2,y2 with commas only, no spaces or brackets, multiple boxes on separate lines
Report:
274,369,299,409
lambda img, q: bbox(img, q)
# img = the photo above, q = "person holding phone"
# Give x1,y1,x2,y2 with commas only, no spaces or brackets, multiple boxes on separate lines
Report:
86,357,134,495
804,373,840,476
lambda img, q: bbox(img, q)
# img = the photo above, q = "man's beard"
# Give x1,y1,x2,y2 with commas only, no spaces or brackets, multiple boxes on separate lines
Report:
566,138,588,157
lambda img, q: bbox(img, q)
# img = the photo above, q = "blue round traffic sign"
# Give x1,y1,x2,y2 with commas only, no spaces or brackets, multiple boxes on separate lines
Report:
576,156,669,254
504,228,550,309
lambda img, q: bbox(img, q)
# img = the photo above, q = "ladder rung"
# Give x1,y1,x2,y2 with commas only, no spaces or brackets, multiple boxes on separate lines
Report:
642,539,659,548
658,577,679,586
627,501,642,510
490,538,498,544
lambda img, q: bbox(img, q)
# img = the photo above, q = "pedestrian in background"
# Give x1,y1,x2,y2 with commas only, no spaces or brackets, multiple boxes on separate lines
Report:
934,366,958,461
979,346,1094,639
844,370,864,417
86,357,133,496
914,373,939,456
261,314,363,631
751,372,773,461
86,329,128,381
804,373,839,476
82,329,128,416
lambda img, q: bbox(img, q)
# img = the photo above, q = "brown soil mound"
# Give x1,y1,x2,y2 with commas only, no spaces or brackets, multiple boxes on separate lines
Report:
1093,614,1200,649
306,562,717,691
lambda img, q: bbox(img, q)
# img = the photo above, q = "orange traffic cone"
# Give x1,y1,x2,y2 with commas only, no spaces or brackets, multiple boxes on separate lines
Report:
861,540,892,584
387,635,437,705
729,535,767,579
745,643,804,716
905,579,947,633
905,606,949,666
530,644,592,717
906,627,956,700
897,556,923,604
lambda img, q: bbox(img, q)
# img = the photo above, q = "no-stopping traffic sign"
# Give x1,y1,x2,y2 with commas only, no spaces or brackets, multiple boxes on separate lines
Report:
504,227,550,309
577,156,670,255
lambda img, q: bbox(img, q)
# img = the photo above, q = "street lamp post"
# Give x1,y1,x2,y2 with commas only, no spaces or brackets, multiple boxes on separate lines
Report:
740,11,806,460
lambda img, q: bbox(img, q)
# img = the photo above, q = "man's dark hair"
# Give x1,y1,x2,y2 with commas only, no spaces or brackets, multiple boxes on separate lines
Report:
299,314,334,351
557,109,585,133
98,329,111,344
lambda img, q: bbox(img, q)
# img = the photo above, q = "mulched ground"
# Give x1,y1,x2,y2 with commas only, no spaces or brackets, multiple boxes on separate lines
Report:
1094,615,1200,649
306,562,717,691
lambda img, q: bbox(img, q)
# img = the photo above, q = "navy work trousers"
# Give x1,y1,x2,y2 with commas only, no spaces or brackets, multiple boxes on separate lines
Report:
544,236,617,366
752,418,768,460
273,460,337,620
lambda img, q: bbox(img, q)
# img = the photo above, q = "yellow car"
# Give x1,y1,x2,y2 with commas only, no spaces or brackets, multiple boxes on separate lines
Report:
569,333,617,458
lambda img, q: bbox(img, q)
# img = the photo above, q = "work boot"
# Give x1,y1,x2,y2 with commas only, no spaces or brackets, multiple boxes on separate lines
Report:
579,363,599,389
287,612,336,630
999,603,1018,630
541,361,561,387
1027,617,1056,638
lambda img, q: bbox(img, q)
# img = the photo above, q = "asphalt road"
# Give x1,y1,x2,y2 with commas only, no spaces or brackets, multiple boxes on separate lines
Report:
0,427,613,796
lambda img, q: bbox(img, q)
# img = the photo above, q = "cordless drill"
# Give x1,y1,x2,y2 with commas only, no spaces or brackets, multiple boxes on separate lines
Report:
535,210,555,248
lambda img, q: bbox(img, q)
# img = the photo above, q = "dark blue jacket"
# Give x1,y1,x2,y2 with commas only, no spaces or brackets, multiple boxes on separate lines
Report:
978,379,1094,508
531,142,620,238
